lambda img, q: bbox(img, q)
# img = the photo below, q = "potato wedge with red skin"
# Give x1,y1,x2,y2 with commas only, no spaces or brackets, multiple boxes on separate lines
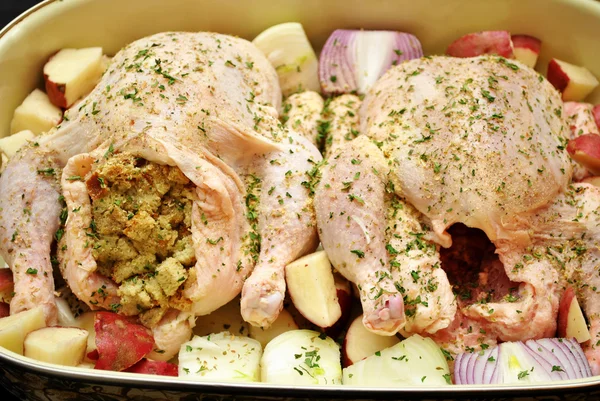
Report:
446,31,513,58
0,303,9,318
124,359,178,376
557,287,591,343
511,34,541,68
43,47,104,108
547,58,599,101
567,133,600,175
0,268,14,304
94,311,154,371
324,273,353,339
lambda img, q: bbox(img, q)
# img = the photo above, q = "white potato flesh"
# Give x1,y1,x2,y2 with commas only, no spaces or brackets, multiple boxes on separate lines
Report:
24,327,88,366
74,311,97,359
261,329,342,385
249,308,298,348
9,89,62,135
342,334,450,386
178,332,262,382
0,130,35,159
0,306,46,354
285,251,341,328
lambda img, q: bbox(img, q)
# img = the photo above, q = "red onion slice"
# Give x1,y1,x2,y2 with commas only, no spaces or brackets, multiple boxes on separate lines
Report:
319,29,423,96
454,338,592,384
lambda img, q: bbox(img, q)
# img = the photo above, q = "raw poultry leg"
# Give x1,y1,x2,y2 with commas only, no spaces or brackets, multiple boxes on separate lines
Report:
315,135,454,335
240,132,321,327
0,150,62,324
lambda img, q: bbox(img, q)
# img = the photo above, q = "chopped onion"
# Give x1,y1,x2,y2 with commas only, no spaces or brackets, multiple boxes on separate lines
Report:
342,334,450,386
253,23,320,97
319,30,423,96
178,332,262,382
261,329,341,385
454,338,592,384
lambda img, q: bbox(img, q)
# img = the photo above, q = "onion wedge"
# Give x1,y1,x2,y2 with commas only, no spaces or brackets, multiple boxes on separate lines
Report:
319,29,423,96
253,22,320,97
454,338,592,384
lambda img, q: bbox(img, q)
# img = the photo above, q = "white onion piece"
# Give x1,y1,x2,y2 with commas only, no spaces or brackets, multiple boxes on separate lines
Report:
454,338,592,384
319,29,423,95
253,22,320,97
342,334,450,386
178,332,262,382
261,329,342,385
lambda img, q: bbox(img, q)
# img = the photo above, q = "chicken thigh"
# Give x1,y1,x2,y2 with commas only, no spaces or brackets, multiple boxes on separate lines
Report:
0,32,319,358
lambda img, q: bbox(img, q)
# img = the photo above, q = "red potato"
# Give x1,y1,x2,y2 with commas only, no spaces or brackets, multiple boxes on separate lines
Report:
567,133,600,175
43,47,104,108
593,105,600,129
0,303,9,318
94,311,154,371
511,34,541,68
547,58,599,101
0,268,14,303
446,31,513,58
124,359,178,376
324,273,353,339
557,287,591,343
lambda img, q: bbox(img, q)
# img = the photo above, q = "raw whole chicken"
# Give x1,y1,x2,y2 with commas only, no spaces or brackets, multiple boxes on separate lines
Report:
315,55,577,344
0,32,320,359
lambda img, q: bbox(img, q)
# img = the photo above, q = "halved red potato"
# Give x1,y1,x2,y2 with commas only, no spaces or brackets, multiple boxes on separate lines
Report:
0,306,46,354
446,31,513,58
0,268,14,304
248,308,298,347
342,314,400,367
